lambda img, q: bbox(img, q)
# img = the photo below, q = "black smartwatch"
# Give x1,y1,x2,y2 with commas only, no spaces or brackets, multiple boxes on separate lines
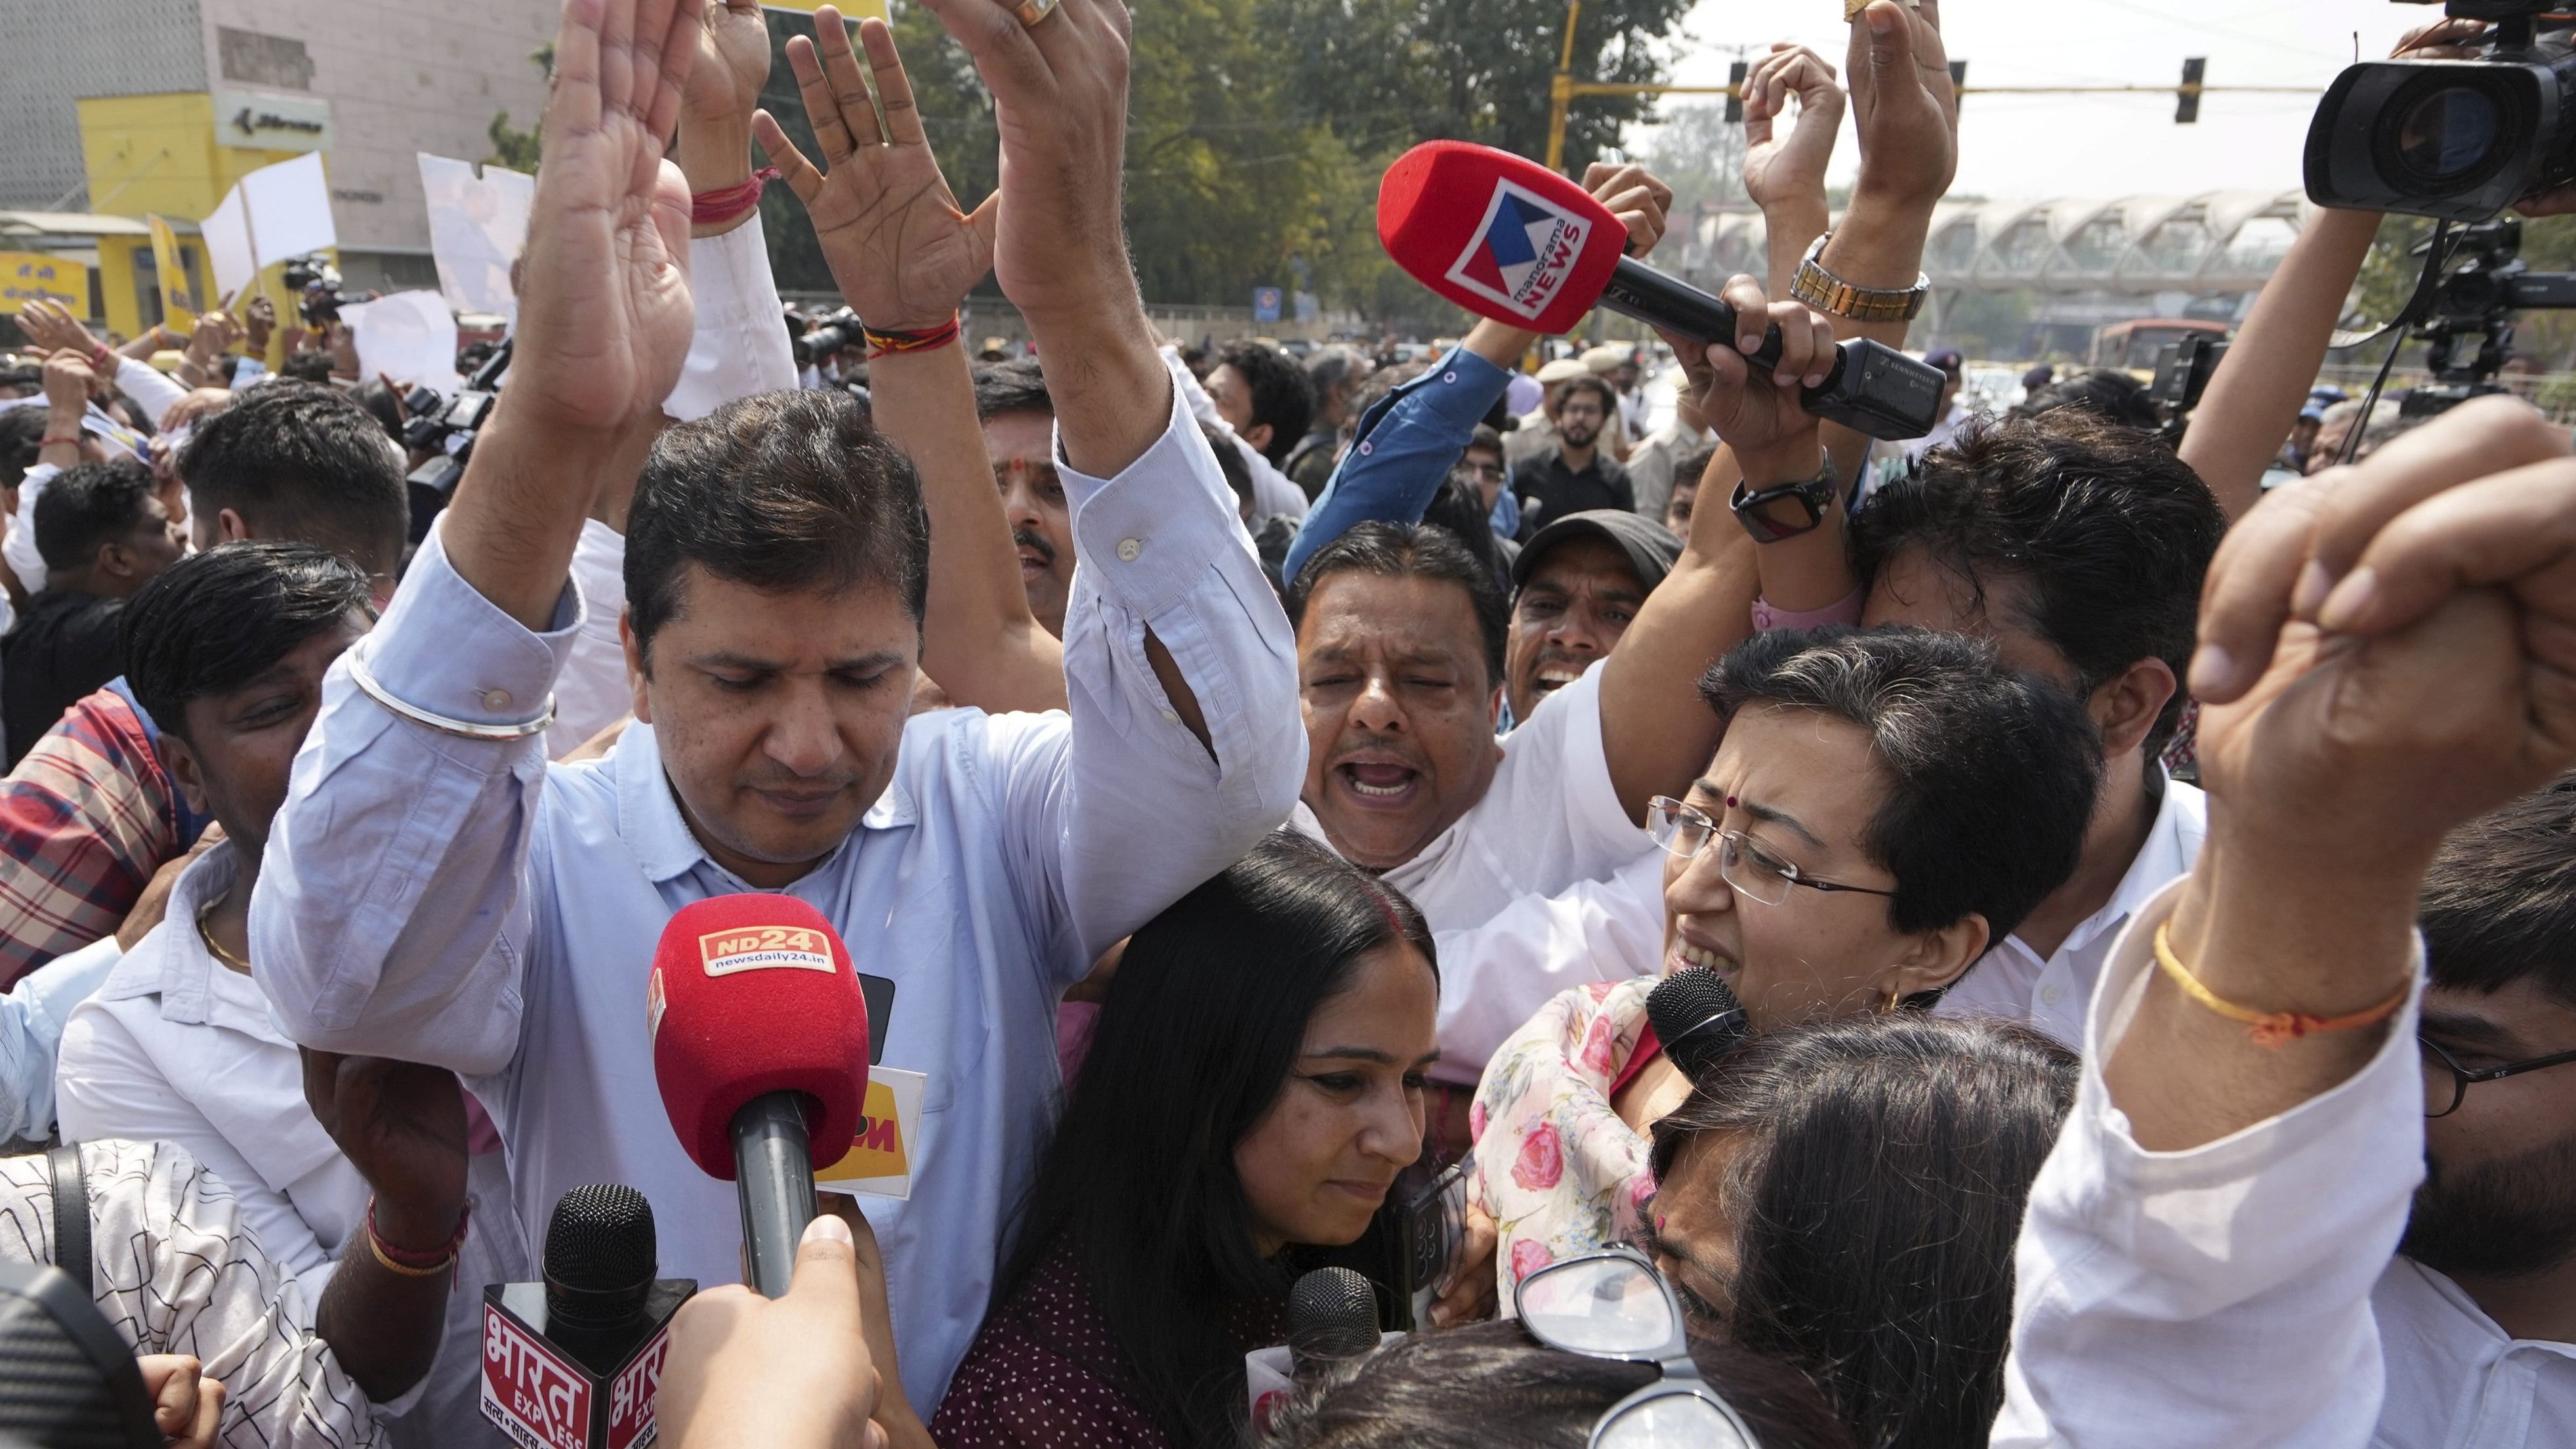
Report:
1728,453,1840,544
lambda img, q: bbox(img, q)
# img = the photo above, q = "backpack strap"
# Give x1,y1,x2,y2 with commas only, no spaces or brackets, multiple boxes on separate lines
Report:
47,1141,89,1293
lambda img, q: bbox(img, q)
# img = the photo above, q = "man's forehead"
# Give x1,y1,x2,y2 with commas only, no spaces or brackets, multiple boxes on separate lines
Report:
1300,574,1482,656
1520,537,1643,598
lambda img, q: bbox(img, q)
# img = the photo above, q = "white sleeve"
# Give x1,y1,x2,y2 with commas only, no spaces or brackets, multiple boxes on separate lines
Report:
1992,877,2424,1448
6,463,54,595
112,356,189,429
1475,664,1656,904
0,933,120,1141
1430,850,1665,1086
662,213,797,422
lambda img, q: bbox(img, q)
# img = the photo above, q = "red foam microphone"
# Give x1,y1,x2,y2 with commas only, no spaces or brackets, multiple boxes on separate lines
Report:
1377,140,1946,440
649,895,868,1297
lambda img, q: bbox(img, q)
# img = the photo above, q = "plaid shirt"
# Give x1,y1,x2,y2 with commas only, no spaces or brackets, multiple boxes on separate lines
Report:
0,685,191,990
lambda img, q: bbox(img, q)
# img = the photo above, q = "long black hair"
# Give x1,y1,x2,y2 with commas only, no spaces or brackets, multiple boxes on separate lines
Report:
994,831,1438,1446
1650,1015,2079,1449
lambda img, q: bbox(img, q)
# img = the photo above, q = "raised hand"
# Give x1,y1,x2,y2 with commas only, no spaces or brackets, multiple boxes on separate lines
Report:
301,1049,469,1250
685,0,772,133
1844,0,1955,209
1741,43,1844,214
1579,162,1674,259
2190,396,2576,860
507,0,706,436
756,11,996,331
18,298,100,360
1655,277,1837,465
915,0,1138,327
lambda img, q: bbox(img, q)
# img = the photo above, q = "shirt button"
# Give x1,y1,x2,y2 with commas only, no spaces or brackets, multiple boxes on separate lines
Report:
1116,538,1142,562
480,688,512,711
1358,441,1374,456
1443,371,1457,383
1160,707,1180,724
2040,983,2065,1007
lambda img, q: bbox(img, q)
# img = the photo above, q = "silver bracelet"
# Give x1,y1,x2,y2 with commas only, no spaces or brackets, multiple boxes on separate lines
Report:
344,643,557,742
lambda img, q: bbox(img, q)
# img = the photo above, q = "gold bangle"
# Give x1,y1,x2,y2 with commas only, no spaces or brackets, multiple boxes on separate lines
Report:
2151,921,2409,1049
1789,233,1928,324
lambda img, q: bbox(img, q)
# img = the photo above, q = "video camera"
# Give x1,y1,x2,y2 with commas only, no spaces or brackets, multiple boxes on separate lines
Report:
404,337,512,495
2307,2,2576,220
802,306,863,359
280,254,373,327
2394,215,2576,413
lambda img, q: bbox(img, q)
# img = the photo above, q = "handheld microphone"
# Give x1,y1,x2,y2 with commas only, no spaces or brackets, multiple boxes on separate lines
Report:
480,1186,697,1449
1646,967,1754,1085
1377,140,1948,440
1287,1267,1383,1379
648,894,870,1297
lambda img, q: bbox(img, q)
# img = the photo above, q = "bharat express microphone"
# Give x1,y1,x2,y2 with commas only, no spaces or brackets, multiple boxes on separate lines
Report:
649,894,871,1298
1376,140,1947,441
479,1185,697,1449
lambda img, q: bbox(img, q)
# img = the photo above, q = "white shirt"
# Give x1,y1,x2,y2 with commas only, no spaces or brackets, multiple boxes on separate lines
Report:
1997,875,2430,1446
661,215,797,424
1430,849,1665,1085
55,841,526,1446
0,1139,386,1447
0,931,119,1143
2373,1255,2576,1448
5,460,56,595
250,387,1305,1410
1290,663,1656,935
547,517,630,757
1936,772,2206,1049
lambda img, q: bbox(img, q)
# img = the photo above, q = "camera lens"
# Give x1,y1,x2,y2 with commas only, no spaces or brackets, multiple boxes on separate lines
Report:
2394,85,2501,182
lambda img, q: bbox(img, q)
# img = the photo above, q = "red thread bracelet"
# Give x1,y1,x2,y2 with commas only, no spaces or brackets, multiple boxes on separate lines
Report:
39,435,81,448
864,314,962,361
692,167,782,228
365,1194,470,1276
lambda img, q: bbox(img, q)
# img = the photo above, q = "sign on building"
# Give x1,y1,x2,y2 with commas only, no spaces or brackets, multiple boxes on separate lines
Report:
211,88,334,153
0,253,89,316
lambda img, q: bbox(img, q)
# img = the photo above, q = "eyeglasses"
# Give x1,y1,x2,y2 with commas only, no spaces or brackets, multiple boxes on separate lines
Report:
2419,1034,2576,1118
1514,1247,1762,1449
1646,797,1896,908
1461,461,1506,480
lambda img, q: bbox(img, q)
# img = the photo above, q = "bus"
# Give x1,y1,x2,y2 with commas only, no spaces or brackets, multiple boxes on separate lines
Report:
2090,318,2228,373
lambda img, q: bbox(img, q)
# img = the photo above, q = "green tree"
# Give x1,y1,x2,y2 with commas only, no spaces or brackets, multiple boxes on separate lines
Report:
483,44,555,173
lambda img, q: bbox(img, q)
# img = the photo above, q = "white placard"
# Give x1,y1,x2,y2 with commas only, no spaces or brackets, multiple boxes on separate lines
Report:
201,187,256,301
240,152,338,266
338,289,461,393
419,154,531,324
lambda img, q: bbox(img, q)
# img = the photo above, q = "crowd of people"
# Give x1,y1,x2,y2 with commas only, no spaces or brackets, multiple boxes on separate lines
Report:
0,1,2571,1446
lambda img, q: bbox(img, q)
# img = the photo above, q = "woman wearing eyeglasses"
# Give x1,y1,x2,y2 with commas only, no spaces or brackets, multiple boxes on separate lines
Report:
1459,625,2100,1300
930,833,1440,1449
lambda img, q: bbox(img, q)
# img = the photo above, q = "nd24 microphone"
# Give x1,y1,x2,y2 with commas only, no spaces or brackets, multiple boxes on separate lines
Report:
649,894,870,1298
480,1185,697,1449
1377,140,1948,441
1646,967,1754,1086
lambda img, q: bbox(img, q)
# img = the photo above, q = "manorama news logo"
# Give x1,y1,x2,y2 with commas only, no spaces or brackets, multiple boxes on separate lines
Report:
697,926,834,978
1444,179,1590,321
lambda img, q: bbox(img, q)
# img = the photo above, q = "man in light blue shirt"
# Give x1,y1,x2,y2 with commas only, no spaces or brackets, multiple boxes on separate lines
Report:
249,0,1302,1413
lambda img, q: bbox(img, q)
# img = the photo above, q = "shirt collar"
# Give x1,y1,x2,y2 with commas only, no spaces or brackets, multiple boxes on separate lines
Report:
108,842,287,1040
2055,770,2206,960
610,718,914,886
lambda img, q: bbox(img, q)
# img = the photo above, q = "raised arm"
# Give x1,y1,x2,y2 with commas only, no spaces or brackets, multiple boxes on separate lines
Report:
756,10,1065,714
1600,282,1837,821
1281,165,1671,582
1740,44,1842,298
1998,398,2576,1444
302,1051,469,1406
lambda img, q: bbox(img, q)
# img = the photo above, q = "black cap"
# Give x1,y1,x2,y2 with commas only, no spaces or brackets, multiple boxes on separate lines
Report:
1510,510,1684,596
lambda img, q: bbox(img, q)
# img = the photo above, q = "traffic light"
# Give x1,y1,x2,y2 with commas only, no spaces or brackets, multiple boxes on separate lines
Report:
1951,58,1967,104
2176,57,2206,123
1725,60,1747,122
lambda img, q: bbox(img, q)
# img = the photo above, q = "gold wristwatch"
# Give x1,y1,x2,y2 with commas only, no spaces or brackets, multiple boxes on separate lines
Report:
1789,233,1929,324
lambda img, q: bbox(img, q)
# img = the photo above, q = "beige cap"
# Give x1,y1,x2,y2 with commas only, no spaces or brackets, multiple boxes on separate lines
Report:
1581,343,1631,373
1535,357,1589,385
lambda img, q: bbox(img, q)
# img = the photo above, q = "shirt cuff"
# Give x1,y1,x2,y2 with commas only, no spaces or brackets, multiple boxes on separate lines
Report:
1348,343,1512,451
665,213,797,422
1751,589,1865,633
1061,376,1249,620
357,519,583,729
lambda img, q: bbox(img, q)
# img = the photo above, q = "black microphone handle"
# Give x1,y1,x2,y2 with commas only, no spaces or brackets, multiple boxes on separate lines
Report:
732,1091,821,1299
1594,257,1947,442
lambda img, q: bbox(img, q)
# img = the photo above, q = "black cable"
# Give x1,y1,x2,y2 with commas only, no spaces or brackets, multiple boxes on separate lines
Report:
2339,220,2454,469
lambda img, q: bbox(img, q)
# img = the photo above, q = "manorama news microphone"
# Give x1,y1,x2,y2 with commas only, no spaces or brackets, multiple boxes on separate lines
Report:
482,1185,696,1449
650,894,871,1297
1376,140,1947,441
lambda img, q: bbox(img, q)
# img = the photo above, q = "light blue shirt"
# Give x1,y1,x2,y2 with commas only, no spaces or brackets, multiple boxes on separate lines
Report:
0,933,121,1143
1283,344,1516,582
249,386,1306,1408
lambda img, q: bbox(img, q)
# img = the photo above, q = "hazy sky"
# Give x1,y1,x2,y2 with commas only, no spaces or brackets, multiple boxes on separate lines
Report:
1629,0,2430,201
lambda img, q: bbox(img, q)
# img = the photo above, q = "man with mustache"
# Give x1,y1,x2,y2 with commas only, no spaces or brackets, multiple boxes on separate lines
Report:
1508,375,1632,540
975,358,1075,637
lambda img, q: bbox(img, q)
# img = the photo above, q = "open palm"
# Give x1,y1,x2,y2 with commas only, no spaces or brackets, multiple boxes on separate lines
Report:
757,10,994,332
512,0,703,432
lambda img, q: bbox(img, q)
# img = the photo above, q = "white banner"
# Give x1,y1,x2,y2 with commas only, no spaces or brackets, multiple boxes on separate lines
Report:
419,154,532,323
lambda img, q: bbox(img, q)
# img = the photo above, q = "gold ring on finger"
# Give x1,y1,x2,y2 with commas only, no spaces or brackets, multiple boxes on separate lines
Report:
1014,0,1060,26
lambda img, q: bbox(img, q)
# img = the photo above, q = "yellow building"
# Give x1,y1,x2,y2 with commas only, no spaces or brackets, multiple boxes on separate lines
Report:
73,93,308,338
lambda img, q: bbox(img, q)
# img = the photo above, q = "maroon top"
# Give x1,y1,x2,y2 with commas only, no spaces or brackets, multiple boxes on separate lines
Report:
930,1240,1289,1448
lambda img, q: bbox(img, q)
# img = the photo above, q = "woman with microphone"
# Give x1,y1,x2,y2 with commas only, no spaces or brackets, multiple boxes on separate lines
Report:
928,833,1440,1448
